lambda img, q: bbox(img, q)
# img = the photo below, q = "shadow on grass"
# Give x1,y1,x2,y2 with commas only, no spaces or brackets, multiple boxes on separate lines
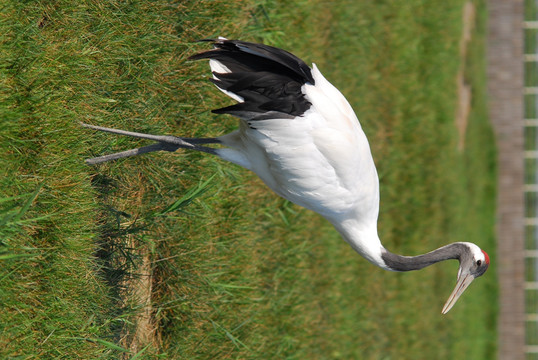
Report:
89,171,216,354
90,173,148,346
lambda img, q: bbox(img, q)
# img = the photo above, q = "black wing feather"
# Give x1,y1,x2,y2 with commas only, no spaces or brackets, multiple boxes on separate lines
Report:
189,39,314,119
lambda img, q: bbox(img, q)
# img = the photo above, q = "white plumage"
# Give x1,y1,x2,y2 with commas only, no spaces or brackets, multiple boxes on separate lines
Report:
83,38,489,314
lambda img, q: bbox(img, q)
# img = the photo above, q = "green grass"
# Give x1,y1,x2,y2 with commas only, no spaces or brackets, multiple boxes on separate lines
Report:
1,0,496,359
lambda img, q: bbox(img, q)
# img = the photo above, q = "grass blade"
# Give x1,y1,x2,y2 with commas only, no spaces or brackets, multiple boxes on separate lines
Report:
157,174,216,216
0,253,39,260
65,337,130,352
11,185,42,223
130,344,150,360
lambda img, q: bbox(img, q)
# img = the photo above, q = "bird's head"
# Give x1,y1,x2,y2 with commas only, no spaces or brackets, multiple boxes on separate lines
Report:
441,243,490,314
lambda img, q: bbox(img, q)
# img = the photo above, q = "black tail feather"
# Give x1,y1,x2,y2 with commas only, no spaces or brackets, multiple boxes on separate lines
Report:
190,39,314,119
189,39,314,84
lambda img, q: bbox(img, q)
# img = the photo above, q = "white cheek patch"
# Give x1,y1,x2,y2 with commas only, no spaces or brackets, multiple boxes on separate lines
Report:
461,242,489,266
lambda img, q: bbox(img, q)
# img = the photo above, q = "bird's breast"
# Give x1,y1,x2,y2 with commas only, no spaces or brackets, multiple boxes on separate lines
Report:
239,113,379,221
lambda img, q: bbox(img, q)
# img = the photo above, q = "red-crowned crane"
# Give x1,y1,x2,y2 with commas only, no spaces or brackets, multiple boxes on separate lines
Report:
82,38,490,314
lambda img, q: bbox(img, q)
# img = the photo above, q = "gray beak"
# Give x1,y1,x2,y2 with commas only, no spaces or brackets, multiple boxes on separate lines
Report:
441,272,475,314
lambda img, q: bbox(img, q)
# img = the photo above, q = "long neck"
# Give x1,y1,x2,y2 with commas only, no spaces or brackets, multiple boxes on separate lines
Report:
332,219,389,269
334,219,466,272
380,243,466,272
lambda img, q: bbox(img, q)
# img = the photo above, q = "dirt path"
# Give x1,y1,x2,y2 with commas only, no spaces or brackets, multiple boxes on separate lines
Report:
455,1,475,151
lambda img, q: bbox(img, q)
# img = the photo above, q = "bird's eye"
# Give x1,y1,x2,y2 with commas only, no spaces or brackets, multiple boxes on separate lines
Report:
477,260,482,266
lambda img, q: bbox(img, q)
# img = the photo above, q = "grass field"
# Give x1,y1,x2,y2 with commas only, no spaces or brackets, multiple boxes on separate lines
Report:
1,0,497,359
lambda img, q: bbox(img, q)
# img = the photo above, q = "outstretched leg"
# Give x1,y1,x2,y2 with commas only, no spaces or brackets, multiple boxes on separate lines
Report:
81,123,221,165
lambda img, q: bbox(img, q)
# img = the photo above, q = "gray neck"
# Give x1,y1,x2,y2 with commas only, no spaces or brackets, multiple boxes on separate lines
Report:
381,243,467,272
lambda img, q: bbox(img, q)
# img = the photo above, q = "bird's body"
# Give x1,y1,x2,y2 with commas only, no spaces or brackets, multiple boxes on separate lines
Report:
197,40,385,267
83,38,489,313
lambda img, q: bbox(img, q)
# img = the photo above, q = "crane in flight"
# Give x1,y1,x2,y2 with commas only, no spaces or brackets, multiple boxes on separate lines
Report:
82,38,489,314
